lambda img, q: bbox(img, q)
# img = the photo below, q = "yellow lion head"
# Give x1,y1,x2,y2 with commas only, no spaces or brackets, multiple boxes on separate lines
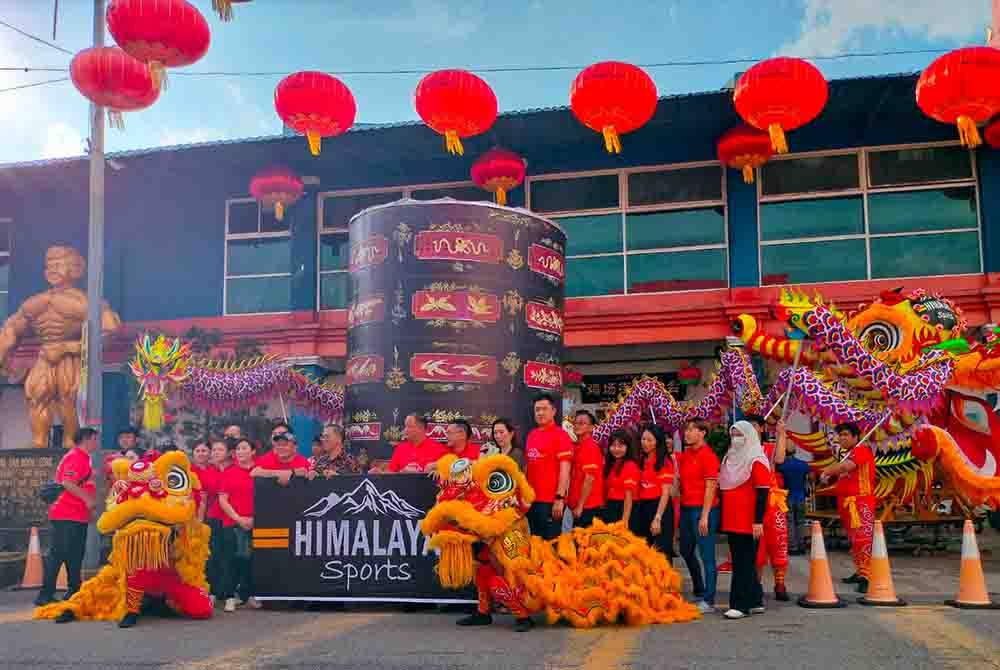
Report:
100,451,199,535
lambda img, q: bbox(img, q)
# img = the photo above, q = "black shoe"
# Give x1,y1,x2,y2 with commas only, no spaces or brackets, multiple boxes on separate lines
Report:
54,610,75,624
841,573,861,584
513,618,534,633
456,612,493,626
60,590,77,602
33,595,54,607
774,589,790,602
856,578,869,594
118,613,139,629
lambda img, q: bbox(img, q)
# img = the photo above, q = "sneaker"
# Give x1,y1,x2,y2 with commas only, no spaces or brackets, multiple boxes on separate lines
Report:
224,598,237,612
117,612,139,628
718,561,733,573
750,606,766,614
841,573,861,584
723,609,747,619
695,600,715,615
856,578,869,594
33,594,54,607
513,618,534,633
456,613,493,626
244,597,263,609
774,589,790,602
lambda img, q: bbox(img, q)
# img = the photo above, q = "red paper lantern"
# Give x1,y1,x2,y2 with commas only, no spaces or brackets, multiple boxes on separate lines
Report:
677,362,702,386
471,148,526,206
212,0,252,22
570,61,657,154
985,118,1000,149
70,47,159,129
106,0,210,88
414,69,497,156
916,47,1000,149
717,124,774,184
249,167,304,221
274,71,357,156
734,57,827,154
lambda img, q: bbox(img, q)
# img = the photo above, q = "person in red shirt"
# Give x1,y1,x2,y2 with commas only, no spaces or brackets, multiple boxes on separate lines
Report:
601,430,640,528
219,438,260,612
381,414,446,474
252,432,310,485
35,427,99,606
636,425,676,561
676,419,720,614
719,421,771,619
820,422,877,594
441,420,481,463
746,415,790,602
568,410,604,528
189,442,213,521
524,394,574,540
202,439,229,605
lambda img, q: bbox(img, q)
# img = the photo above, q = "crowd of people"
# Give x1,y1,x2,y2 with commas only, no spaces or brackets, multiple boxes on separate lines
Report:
34,394,877,624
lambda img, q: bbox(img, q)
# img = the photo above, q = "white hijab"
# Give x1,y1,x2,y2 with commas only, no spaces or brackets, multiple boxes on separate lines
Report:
719,420,770,491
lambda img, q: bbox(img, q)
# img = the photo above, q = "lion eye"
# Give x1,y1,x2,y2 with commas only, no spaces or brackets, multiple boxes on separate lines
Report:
486,470,514,495
166,466,189,492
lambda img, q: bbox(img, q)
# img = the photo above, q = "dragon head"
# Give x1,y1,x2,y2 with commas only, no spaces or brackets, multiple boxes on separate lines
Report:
129,334,192,431
420,454,535,588
773,287,820,338
99,451,201,573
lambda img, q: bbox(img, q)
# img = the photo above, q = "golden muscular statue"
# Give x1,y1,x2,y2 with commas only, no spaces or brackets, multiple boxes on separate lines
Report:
0,247,121,448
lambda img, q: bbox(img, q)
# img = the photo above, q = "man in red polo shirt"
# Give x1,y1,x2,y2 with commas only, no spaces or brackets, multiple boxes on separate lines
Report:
252,432,310,486
525,394,574,540
383,414,445,473
441,420,480,463
676,419,720,614
35,427,99,606
568,410,604,529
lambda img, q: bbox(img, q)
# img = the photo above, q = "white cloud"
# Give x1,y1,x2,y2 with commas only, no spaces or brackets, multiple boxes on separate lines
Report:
780,0,986,57
39,122,84,159
158,127,221,147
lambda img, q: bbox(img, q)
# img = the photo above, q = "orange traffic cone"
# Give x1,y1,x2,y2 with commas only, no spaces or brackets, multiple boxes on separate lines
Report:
797,521,846,608
18,527,44,590
946,520,1000,609
858,521,906,606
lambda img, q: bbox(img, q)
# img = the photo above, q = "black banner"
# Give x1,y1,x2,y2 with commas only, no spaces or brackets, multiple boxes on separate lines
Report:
580,373,688,404
0,449,62,526
252,474,475,603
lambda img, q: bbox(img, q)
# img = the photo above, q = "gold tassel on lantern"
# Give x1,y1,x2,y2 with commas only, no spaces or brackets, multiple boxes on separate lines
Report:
445,130,464,156
767,123,789,154
306,130,321,156
956,115,983,148
741,165,755,184
213,0,235,21
601,125,622,154
495,187,507,206
148,61,167,91
275,202,285,221
107,109,125,131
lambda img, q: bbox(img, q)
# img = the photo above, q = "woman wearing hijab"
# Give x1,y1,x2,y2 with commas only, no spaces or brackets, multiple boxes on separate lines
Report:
719,421,771,620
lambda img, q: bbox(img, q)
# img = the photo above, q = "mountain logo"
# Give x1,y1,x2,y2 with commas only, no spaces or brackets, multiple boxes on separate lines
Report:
302,479,424,519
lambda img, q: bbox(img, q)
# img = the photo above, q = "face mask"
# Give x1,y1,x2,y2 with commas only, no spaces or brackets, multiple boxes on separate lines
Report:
731,434,745,448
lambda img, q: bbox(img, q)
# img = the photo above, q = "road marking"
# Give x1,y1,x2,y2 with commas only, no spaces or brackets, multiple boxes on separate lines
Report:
547,626,644,670
878,608,1000,670
163,611,390,670
0,608,34,624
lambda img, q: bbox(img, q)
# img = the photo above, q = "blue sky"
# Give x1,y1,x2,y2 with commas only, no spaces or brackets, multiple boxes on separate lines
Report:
0,0,990,164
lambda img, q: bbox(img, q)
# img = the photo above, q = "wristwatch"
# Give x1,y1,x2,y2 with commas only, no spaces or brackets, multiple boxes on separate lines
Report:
554,494,565,501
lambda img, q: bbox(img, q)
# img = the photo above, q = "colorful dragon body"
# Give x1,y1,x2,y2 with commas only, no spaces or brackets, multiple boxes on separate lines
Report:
130,334,345,431
35,451,212,625
734,288,1000,510
421,454,699,628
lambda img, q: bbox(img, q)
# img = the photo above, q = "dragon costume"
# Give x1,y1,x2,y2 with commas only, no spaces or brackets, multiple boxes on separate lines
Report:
35,451,212,627
421,453,700,629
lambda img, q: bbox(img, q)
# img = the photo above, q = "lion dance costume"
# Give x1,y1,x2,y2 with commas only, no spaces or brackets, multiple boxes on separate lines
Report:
35,451,212,627
421,454,699,629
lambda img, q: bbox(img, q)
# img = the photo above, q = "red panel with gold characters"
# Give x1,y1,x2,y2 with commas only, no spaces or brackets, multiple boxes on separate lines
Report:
411,290,501,323
414,231,503,264
528,243,565,283
349,234,388,271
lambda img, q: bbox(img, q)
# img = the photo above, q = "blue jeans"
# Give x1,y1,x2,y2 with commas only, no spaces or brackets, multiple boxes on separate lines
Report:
679,506,720,605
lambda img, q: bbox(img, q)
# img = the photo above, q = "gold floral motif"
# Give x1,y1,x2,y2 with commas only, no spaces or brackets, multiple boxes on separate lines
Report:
429,222,469,233
431,409,466,423
428,281,462,292
351,410,376,423
506,249,524,270
393,223,412,262
503,290,523,317
529,367,562,388
385,346,406,390
479,414,498,426
384,425,404,443
488,210,534,243
419,296,457,312
467,294,493,316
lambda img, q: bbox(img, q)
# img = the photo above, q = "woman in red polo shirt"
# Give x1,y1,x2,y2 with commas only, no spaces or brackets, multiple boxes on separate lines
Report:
636,425,676,561
719,421,771,620
218,438,259,613
601,429,640,530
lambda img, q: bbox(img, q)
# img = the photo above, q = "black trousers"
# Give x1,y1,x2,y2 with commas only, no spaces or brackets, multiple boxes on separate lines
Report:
727,532,764,614
221,526,254,601
40,520,88,598
575,507,601,529
635,499,674,560
206,518,227,598
527,502,560,540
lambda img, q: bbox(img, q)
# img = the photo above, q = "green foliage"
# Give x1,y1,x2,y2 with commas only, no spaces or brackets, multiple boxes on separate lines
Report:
706,424,731,461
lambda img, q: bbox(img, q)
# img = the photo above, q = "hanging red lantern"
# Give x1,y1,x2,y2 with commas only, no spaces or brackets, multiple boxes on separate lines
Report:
249,167,304,221
569,62,657,154
414,69,497,156
916,47,1000,149
733,57,827,154
677,362,702,386
985,118,1000,149
106,0,210,89
717,124,773,184
471,148,526,206
274,71,357,157
70,46,159,129
212,0,251,22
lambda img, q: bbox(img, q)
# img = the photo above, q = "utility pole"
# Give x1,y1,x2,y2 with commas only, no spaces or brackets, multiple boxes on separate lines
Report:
992,0,1000,48
82,0,106,571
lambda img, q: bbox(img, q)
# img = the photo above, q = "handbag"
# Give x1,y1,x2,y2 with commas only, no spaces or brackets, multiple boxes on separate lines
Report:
38,481,64,504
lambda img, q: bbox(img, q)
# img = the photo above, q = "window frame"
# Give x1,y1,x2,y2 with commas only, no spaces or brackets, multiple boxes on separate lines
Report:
316,181,479,311
525,161,729,299
756,141,982,287
0,217,10,319
223,197,292,316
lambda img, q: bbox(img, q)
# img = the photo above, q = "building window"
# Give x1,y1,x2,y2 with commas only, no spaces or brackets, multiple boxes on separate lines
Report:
224,199,291,315
317,182,484,310
758,144,981,286
0,218,10,321
527,164,728,298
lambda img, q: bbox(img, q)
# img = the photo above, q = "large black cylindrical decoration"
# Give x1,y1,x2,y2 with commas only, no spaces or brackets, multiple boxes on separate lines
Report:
345,199,566,460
